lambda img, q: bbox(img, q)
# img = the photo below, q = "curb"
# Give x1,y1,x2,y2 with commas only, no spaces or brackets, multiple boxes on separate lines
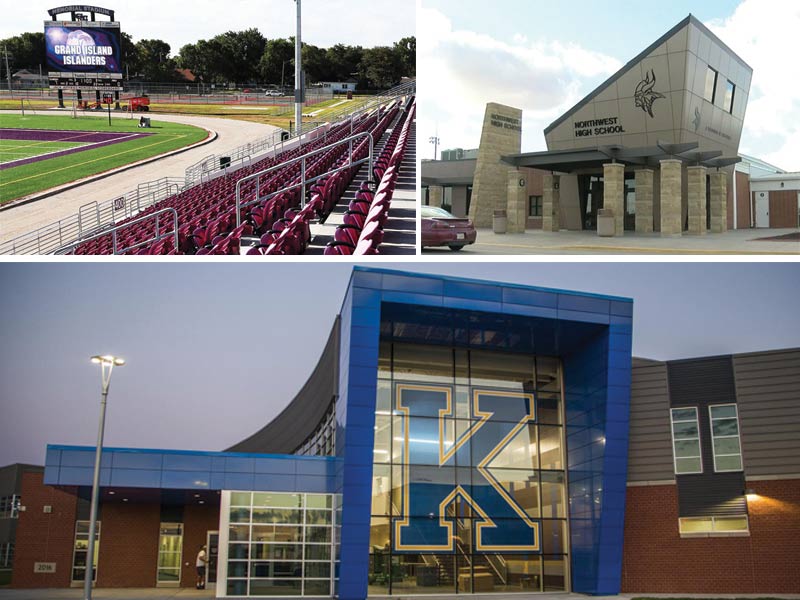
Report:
0,126,217,212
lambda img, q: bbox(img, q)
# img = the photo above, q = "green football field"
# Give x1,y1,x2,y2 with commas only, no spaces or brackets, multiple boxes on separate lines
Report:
0,114,208,205
0,138,86,163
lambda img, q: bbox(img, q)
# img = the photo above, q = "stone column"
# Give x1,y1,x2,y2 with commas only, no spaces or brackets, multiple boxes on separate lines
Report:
709,171,728,233
507,169,528,233
603,163,625,236
660,159,683,236
469,102,523,227
428,185,443,208
542,173,560,232
686,166,707,235
634,169,654,233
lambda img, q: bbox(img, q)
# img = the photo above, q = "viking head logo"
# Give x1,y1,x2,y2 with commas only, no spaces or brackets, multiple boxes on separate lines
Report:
692,107,701,132
634,69,665,118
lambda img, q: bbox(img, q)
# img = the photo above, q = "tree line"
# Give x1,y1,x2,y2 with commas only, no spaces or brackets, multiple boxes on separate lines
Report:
1,29,415,89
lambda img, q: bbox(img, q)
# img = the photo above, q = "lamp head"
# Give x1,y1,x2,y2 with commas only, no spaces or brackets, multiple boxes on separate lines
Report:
91,355,125,366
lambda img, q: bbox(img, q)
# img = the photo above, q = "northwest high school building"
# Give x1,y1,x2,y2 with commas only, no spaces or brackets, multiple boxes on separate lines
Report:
6,267,800,597
422,15,800,234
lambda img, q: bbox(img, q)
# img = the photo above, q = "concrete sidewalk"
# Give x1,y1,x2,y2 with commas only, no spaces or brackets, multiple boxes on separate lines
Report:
0,591,797,600
422,228,800,255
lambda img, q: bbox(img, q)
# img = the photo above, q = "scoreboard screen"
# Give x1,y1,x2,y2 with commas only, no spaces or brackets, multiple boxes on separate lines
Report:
45,21,122,83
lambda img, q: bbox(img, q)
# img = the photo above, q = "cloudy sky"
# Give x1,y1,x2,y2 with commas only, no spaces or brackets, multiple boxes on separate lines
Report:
1,263,799,467
420,0,800,171
1,0,415,50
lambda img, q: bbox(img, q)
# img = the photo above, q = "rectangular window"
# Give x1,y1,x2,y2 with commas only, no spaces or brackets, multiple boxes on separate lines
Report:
72,521,100,583
679,515,749,536
704,66,718,103
0,542,13,568
709,404,743,472
724,80,735,113
0,495,20,519
670,407,703,474
529,195,543,217
157,523,183,585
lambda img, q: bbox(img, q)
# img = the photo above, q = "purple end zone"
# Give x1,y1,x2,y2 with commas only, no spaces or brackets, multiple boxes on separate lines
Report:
0,128,154,170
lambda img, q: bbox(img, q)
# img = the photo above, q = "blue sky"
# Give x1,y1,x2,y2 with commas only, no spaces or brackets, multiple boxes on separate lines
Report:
1,263,798,467
426,0,740,59
420,0,800,170
0,0,415,50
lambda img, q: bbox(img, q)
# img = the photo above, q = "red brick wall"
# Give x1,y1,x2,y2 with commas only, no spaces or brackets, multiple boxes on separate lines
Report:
12,471,221,589
180,503,221,588
622,479,800,593
96,503,160,587
12,471,78,588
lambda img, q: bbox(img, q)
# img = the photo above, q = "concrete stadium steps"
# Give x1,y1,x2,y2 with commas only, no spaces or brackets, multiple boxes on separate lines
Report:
305,111,417,255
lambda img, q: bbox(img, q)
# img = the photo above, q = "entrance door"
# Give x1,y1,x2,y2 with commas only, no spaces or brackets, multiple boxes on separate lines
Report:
206,531,219,590
755,192,769,227
579,175,604,230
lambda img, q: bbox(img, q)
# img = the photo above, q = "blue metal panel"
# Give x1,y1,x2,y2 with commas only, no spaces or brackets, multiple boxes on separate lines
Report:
46,445,340,494
109,468,161,488
162,454,212,471
501,286,558,308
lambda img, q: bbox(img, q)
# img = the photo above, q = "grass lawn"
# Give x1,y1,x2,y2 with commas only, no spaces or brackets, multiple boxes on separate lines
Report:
0,95,377,130
0,114,208,204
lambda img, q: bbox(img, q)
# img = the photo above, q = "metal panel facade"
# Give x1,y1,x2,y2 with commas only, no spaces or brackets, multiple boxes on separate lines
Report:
734,348,800,477
628,359,674,483
667,357,746,517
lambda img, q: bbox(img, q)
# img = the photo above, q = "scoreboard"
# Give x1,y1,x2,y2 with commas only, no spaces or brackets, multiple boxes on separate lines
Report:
45,19,123,91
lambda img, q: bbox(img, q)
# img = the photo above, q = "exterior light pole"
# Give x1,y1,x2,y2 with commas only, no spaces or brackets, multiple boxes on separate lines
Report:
294,0,302,135
84,355,125,600
429,136,440,160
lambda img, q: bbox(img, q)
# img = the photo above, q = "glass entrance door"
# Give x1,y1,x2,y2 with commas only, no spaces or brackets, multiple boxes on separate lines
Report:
579,175,604,230
206,531,219,589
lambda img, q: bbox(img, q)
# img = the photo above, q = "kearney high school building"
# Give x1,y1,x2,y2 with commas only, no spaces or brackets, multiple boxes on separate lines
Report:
7,268,800,597
422,15,800,234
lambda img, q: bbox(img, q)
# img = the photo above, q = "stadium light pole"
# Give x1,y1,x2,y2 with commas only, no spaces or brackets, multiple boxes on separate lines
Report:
294,0,302,135
83,355,125,600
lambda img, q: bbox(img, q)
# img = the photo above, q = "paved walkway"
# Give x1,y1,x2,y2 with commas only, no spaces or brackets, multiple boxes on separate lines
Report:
0,110,279,243
423,228,800,255
0,590,796,600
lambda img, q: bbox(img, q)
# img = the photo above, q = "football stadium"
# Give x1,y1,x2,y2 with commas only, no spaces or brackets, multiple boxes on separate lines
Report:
2,267,799,598
0,3,416,255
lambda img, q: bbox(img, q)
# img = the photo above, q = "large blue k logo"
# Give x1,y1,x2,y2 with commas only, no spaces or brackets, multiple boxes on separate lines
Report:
394,384,540,552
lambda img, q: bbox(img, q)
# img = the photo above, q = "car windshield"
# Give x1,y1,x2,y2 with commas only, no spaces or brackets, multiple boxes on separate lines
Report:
422,206,456,218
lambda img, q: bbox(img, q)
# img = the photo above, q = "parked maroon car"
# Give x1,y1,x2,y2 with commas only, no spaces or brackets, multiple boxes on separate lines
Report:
421,206,477,251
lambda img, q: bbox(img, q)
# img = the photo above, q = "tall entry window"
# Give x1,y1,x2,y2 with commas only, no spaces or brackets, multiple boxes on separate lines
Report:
220,492,338,597
157,523,183,585
71,521,100,583
371,342,568,595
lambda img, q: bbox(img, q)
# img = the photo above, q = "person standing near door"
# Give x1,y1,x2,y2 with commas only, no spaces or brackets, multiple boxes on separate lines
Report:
196,544,208,589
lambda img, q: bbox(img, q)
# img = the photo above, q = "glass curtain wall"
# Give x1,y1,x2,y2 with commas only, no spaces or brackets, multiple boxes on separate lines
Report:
370,342,568,595
223,492,337,597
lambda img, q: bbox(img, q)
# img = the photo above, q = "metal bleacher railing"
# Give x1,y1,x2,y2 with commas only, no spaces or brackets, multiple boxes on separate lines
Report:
0,79,415,255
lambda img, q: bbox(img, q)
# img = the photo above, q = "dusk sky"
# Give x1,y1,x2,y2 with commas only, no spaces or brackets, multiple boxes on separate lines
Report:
1,262,798,467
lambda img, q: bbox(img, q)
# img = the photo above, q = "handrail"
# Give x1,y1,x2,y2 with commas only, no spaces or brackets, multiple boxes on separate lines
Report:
54,208,179,255
0,177,184,255
234,131,374,227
